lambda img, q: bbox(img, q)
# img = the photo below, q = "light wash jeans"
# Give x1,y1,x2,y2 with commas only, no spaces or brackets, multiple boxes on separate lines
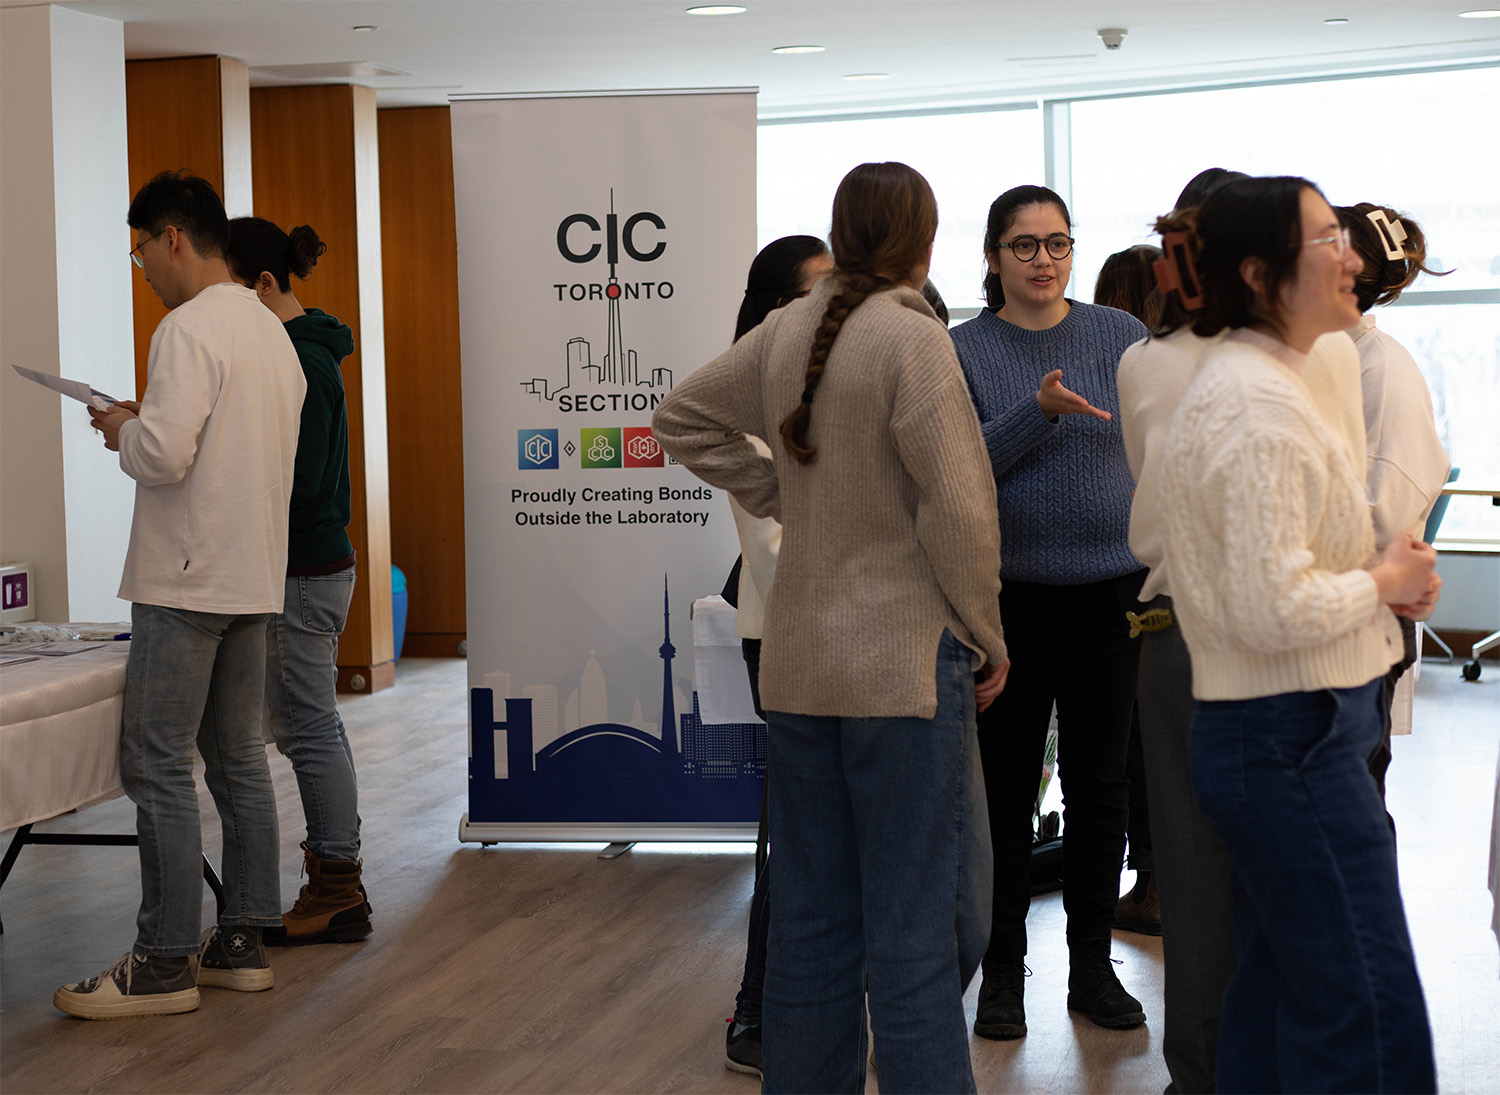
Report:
1190,681,1435,1094
266,569,360,861
122,603,282,956
762,630,983,1095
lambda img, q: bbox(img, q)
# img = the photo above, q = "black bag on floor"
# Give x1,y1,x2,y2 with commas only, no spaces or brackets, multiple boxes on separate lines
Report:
1029,809,1063,891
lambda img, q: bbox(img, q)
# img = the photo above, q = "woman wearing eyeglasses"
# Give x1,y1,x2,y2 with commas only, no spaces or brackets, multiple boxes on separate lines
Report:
1156,176,1438,1092
950,184,1149,1040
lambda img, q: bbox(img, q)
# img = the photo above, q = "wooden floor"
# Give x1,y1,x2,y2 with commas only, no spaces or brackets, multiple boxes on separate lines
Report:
2,657,1495,1094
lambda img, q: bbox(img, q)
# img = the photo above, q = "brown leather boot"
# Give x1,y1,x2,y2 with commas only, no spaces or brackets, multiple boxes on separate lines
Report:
264,843,373,946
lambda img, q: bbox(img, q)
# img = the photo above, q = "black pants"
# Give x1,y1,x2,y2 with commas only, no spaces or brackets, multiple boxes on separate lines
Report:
979,570,1146,968
1372,615,1419,803
734,637,769,1025
1124,701,1153,871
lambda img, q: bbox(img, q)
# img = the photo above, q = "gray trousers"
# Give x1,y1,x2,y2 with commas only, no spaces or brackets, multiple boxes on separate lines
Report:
1137,598,1236,1094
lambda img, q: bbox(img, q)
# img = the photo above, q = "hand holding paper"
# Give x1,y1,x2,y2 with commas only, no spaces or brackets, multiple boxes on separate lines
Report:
88,402,138,452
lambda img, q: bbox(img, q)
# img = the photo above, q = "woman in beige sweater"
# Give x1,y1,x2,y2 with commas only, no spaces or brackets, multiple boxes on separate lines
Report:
654,162,1007,1094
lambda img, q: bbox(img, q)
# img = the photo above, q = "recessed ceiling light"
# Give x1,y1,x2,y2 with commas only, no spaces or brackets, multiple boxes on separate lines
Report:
352,25,378,31
1323,17,1350,24
771,45,826,55
1457,7,1500,15
842,72,889,81
686,5,747,13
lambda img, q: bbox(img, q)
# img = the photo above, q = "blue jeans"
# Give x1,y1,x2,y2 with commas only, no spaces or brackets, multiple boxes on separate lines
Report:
735,691,991,1030
121,603,282,956
762,630,983,1095
266,570,360,861
1189,681,1436,1094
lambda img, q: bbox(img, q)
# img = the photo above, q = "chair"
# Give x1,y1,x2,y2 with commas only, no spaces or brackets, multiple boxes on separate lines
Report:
1418,467,1461,662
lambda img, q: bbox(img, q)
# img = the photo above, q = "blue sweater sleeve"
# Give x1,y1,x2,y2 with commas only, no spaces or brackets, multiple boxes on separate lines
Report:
975,383,1057,478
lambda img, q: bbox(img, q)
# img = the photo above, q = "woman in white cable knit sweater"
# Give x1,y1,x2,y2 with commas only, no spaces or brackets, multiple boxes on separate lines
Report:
1156,176,1440,1094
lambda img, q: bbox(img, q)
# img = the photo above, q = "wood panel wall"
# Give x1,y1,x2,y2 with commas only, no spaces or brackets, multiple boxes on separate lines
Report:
251,84,394,693
376,107,467,657
124,56,250,397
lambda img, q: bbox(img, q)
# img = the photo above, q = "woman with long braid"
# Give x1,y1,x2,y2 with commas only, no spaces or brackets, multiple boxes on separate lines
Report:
655,162,1008,1094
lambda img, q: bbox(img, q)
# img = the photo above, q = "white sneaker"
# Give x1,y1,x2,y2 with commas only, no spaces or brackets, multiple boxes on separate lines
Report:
55,953,200,1019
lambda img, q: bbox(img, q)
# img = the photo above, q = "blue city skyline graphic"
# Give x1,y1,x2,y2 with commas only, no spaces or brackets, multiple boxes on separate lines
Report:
469,576,765,823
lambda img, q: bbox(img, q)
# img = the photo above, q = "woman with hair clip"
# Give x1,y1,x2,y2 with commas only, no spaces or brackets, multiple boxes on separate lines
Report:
1156,176,1439,1093
950,184,1149,1040
655,161,1008,1094
225,217,372,947
1335,202,1450,805
720,233,831,1080
1116,167,1370,1094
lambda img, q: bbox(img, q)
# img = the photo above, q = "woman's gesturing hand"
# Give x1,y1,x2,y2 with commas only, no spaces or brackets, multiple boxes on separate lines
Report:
1036,369,1111,421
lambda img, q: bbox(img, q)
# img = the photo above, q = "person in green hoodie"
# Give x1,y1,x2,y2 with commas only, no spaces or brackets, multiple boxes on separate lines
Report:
226,216,372,946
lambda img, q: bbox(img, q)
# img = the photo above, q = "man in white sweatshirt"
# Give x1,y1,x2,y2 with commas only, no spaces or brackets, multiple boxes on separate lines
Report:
55,172,305,1020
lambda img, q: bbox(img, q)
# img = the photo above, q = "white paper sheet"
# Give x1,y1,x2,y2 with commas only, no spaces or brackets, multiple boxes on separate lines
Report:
10,364,116,405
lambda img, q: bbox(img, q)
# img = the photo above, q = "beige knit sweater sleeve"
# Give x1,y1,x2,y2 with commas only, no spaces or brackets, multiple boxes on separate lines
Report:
889,342,1008,669
650,321,781,523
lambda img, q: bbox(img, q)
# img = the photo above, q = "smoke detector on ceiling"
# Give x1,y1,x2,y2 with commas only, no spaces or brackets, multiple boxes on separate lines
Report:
1098,28,1128,51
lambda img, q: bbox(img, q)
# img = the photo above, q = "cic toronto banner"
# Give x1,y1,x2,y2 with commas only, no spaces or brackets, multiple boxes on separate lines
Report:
451,90,762,841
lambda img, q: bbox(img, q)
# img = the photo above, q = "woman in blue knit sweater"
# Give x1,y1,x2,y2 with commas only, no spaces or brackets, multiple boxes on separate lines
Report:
950,184,1149,1039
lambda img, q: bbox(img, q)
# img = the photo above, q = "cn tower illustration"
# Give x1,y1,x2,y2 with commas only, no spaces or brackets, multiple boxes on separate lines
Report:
521,189,675,404
468,576,766,823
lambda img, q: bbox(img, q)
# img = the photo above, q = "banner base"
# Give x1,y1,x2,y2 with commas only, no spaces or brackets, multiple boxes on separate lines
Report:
458,813,757,845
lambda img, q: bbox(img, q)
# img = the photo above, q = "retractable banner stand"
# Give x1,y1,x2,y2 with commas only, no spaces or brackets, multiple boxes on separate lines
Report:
452,90,762,842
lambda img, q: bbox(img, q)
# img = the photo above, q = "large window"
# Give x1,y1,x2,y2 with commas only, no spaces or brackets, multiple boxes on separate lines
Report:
1068,66,1500,540
757,107,1043,315
757,66,1500,541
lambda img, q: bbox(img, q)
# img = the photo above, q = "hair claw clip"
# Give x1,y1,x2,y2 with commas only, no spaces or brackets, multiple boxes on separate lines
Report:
1366,209,1408,261
1154,231,1205,311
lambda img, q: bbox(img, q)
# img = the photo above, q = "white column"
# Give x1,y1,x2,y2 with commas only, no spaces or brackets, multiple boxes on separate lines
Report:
0,5,135,622
1042,99,1073,213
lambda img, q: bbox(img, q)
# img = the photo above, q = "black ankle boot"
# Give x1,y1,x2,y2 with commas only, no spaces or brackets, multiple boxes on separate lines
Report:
973,959,1028,1039
1067,937,1145,1029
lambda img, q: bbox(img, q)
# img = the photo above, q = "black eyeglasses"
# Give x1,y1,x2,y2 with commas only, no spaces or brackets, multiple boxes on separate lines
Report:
129,230,164,268
997,234,1074,261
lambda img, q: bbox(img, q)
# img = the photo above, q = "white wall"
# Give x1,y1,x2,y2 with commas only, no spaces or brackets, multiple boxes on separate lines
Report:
0,4,134,622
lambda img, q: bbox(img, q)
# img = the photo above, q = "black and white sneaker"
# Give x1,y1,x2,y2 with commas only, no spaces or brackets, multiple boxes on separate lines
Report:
54,952,199,1019
724,1018,763,1079
197,925,274,992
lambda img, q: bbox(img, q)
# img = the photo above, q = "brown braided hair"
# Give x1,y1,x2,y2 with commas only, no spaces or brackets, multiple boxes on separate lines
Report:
780,162,938,464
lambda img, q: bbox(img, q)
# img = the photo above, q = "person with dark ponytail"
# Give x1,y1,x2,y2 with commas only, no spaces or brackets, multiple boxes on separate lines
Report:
734,234,833,342
951,184,1150,1040
655,162,1008,1093
1094,244,1164,331
1156,176,1439,1093
720,234,831,1080
1116,168,1370,1093
1335,202,1451,806
225,216,371,946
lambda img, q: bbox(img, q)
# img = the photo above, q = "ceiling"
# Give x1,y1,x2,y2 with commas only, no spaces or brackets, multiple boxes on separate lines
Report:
18,0,1500,115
